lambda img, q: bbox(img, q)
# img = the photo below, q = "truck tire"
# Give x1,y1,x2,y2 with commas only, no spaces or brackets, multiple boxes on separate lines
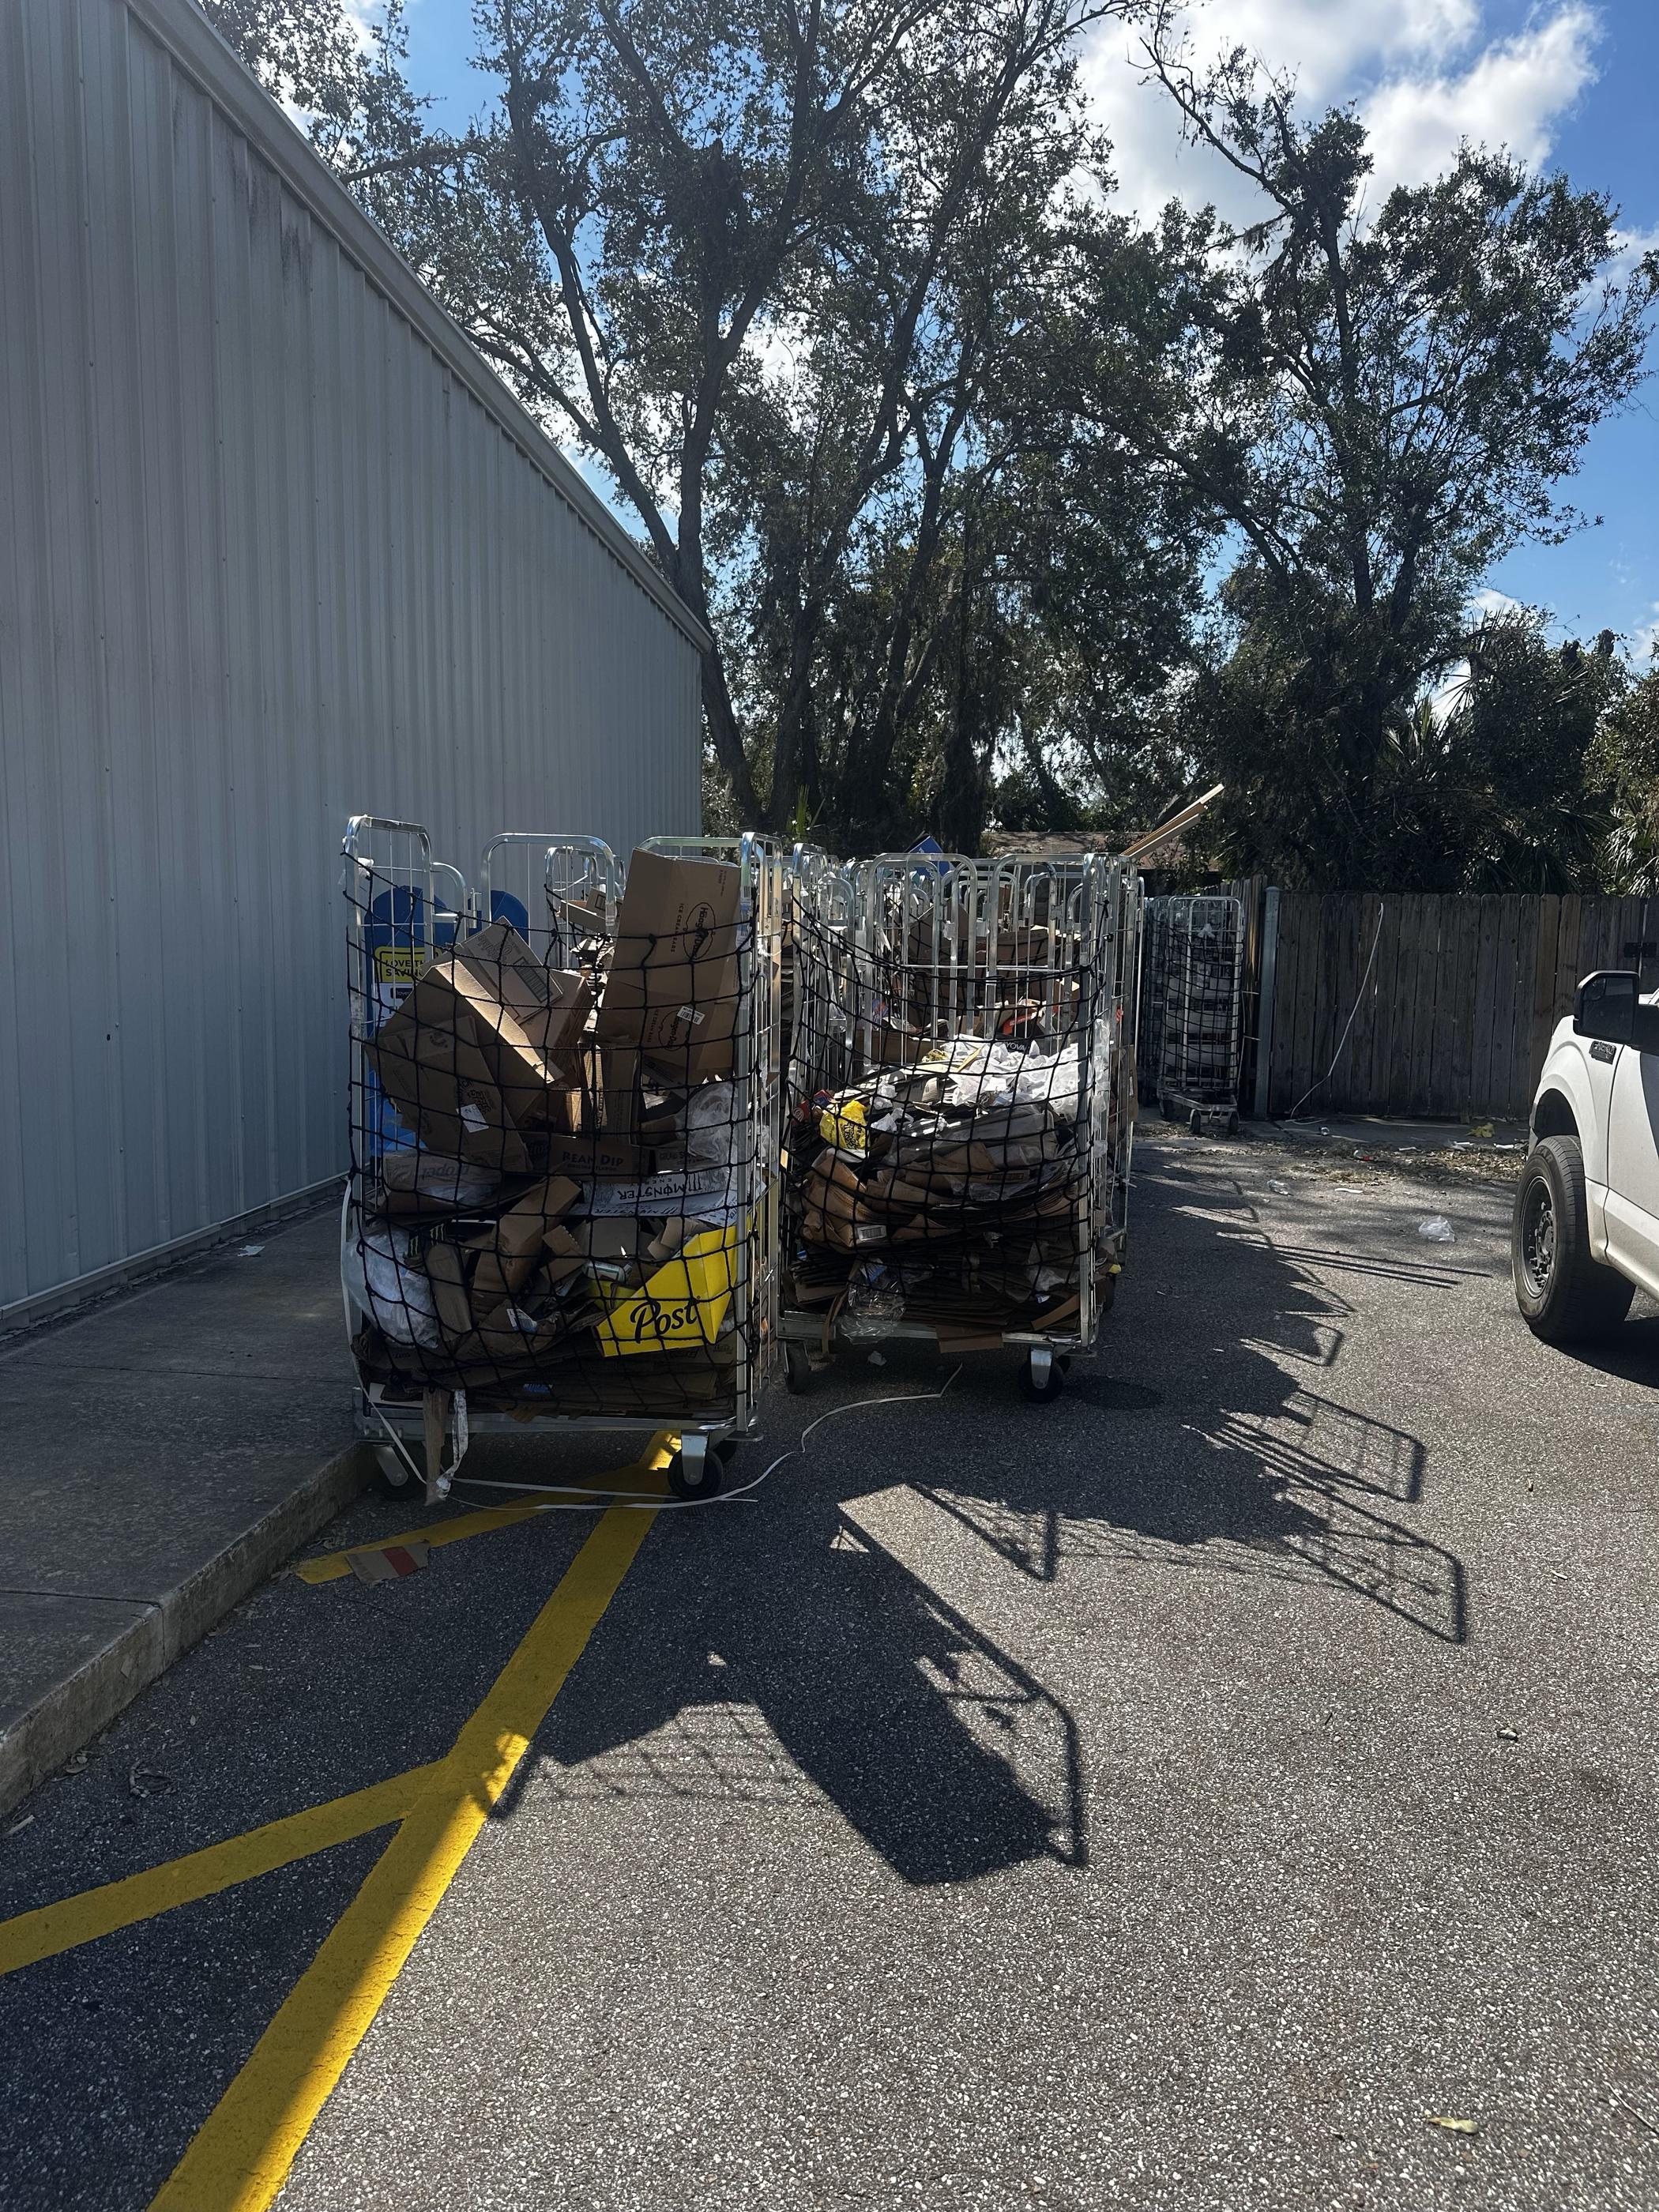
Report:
1512,1135,1634,1344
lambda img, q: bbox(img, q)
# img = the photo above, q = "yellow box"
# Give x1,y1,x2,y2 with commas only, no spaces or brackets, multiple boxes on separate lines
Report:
595,1226,741,1357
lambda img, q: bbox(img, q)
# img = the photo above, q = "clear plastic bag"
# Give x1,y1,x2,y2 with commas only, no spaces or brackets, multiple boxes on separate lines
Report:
841,1258,905,1340
344,1226,444,1349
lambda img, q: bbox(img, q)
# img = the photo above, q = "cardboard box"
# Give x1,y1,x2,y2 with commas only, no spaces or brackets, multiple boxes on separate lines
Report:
540,1130,647,1179
609,849,743,971
594,961,742,1084
449,920,592,1084
458,1176,581,1302
423,1243,477,1343
367,1014,534,1174
594,1224,741,1357
365,921,587,1159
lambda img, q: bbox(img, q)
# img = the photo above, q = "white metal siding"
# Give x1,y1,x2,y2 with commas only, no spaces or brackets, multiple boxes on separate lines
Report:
0,0,704,1312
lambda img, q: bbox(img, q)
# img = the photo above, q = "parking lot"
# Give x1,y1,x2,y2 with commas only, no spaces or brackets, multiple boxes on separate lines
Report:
3,1129,1657,2211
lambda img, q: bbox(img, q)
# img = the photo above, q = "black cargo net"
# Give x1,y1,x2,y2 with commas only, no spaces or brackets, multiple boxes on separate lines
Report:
344,852,762,1418
783,879,1112,1345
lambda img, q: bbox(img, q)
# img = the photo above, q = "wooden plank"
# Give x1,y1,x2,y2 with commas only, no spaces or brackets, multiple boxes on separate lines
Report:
1318,891,1345,1108
1288,893,1322,1115
1443,899,1479,1117
1345,892,1381,1108
1523,894,1561,1107
1453,897,1484,1114
1384,895,1418,1116
1409,895,1443,1116
1469,897,1501,1112
1619,894,1656,987
1503,895,1540,1118
1367,895,1404,1116
1327,891,1363,1111
1268,891,1304,1114
1545,892,1582,1080
1484,894,1521,1119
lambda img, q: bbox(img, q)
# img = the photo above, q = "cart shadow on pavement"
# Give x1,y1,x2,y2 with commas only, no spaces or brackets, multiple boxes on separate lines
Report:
916,1173,1463,1644
514,1488,1089,1886
489,1153,1465,1887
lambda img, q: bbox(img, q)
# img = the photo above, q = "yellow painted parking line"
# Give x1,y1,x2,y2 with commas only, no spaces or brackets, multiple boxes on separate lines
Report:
294,1434,676,1583
150,1499,658,2212
0,1766,438,1981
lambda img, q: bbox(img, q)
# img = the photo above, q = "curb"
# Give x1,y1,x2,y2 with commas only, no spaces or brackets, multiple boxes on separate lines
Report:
0,1440,372,1822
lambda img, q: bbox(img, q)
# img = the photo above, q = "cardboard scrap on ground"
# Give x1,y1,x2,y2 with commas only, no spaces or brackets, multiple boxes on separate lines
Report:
348,1537,432,1586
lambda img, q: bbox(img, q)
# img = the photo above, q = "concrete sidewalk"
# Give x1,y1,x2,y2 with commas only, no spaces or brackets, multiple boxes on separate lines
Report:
0,1202,365,1817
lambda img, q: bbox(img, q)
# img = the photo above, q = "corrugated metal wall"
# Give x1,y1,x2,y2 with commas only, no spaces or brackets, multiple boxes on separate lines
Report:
0,0,705,1315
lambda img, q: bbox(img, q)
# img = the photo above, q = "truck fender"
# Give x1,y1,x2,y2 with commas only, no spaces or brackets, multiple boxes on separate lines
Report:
1531,1036,1612,1254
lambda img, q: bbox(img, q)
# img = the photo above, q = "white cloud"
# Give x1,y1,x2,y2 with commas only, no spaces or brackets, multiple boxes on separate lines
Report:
1360,6,1599,194
340,0,380,52
1632,604,1659,664
1083,1,1601,227
1607,225,1659,283
1470,586,1523,620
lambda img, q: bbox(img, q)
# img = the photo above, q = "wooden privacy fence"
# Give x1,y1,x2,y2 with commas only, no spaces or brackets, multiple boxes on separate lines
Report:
1258,892,1658,1121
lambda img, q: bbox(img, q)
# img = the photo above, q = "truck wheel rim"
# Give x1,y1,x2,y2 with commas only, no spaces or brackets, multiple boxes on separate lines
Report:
1522,1181,1555,1294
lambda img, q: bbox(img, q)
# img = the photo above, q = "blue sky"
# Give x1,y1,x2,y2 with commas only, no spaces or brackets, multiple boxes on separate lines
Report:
398,0,1658,660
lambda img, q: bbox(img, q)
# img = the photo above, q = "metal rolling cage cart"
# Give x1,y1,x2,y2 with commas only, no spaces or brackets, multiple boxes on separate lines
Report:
1141,893,1244,1135
341,819,781,1505
780,848,1141,1402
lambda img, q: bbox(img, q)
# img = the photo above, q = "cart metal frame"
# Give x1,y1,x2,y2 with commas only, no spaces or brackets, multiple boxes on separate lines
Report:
341,818,781,1501
781,849,1140,1400
1141,893,1244,1135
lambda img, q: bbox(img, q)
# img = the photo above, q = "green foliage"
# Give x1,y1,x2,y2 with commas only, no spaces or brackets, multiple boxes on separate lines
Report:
201,0,1657,883
1120,17,1659,885
1592,668,1659,893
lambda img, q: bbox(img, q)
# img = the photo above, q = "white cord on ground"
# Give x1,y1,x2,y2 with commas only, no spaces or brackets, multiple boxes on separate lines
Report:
1285,901,1386,1123
443,1367,965,1516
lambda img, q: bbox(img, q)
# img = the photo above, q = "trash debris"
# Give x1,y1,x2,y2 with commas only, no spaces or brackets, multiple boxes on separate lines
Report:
1319,1124,1331,1136
867,1351,886,1367
1417,1215,1456,1243
1496,1725,1519,1741
5,1815,35,1838
61,1750,90,1775
1427,2116,1480,2136
1469,1121,1495,1139
127,1766,174,1798
348,1538,432,1586
239,1243,264,1257
1267,1179,1288,1194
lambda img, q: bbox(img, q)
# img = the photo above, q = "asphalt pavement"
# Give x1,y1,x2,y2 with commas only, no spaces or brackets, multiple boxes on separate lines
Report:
3,1128,1657,2211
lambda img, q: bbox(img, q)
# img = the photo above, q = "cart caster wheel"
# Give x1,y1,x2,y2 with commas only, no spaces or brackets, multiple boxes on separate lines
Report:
371,1444,416,1500
784,1344,814,1395
1226,1109,1240,1137
1189,1108,1203,1135
666,1438,735,1500
1019,1354,1065,1404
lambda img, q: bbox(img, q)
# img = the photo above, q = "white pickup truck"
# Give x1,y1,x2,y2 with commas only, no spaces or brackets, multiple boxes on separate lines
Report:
1514,969,1659,1340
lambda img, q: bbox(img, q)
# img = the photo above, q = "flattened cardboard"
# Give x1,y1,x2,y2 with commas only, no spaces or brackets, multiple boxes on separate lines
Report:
423,1243,476,1342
